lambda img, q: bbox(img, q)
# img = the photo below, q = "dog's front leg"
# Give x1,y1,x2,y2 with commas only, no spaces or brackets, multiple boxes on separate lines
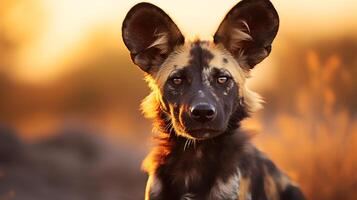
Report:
145,175,164,200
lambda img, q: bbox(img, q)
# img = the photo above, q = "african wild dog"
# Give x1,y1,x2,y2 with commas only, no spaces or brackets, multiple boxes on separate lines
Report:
122,0,306,199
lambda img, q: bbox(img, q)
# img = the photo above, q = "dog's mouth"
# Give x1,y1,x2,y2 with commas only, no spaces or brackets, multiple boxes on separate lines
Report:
185,128,223,140
171,111,226,140
172,119,224,140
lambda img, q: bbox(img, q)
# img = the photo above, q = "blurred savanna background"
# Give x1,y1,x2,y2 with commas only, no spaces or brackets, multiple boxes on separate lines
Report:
0,0,357,199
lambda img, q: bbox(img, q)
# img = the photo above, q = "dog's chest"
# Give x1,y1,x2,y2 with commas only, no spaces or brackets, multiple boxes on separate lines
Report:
169,149,206,187
163,166,241,200
158,147,241,200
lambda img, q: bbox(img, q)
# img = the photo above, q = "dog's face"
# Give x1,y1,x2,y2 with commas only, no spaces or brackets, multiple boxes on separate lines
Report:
159,42,242,139
122,0,279,140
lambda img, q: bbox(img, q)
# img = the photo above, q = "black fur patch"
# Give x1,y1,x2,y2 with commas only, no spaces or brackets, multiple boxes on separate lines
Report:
281,185,306,200
188,42,214,70
223,57,228,64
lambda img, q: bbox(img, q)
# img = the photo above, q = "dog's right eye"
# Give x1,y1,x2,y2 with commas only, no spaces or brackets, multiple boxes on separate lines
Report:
172,77,183,85
217,76,228,84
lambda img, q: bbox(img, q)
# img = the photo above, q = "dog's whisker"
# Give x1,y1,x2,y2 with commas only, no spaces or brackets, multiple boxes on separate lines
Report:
193,138,197,149
164,122,172,133
169,123,174,134
184,138,189,151
188,138,193,149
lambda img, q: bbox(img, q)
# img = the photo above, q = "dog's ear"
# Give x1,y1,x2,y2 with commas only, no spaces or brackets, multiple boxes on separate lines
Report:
122,3,184,74
214,0,279,70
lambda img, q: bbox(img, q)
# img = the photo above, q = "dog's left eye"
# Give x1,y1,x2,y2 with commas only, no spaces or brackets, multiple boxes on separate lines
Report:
172,77,183,85
217,76,229,84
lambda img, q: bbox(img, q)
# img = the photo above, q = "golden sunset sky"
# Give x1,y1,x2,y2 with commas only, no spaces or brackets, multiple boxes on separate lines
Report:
3,0,357,83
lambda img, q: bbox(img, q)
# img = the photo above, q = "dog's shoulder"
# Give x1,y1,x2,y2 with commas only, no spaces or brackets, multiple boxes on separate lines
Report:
237,145,305,200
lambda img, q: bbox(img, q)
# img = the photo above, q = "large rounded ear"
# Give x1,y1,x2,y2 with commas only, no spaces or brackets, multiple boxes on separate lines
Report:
122,3,184,74
214,0,279,70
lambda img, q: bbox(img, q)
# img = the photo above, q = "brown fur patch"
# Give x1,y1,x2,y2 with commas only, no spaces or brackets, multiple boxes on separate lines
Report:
154,44,191,88
263,165,279,200
239,176,252,200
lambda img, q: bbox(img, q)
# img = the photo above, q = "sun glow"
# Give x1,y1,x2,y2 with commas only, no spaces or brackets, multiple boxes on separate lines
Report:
3,0,356,83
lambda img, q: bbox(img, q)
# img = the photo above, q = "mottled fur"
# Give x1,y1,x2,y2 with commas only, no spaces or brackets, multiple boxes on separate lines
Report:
122,0,306,199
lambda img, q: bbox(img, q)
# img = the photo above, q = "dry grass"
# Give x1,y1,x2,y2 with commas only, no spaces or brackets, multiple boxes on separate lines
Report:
251,51,357,200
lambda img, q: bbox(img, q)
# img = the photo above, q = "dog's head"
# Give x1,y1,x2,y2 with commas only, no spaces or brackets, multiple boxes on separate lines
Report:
122,0,279,140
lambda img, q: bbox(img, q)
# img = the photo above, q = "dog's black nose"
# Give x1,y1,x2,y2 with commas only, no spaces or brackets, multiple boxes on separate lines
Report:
190,103,216,122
